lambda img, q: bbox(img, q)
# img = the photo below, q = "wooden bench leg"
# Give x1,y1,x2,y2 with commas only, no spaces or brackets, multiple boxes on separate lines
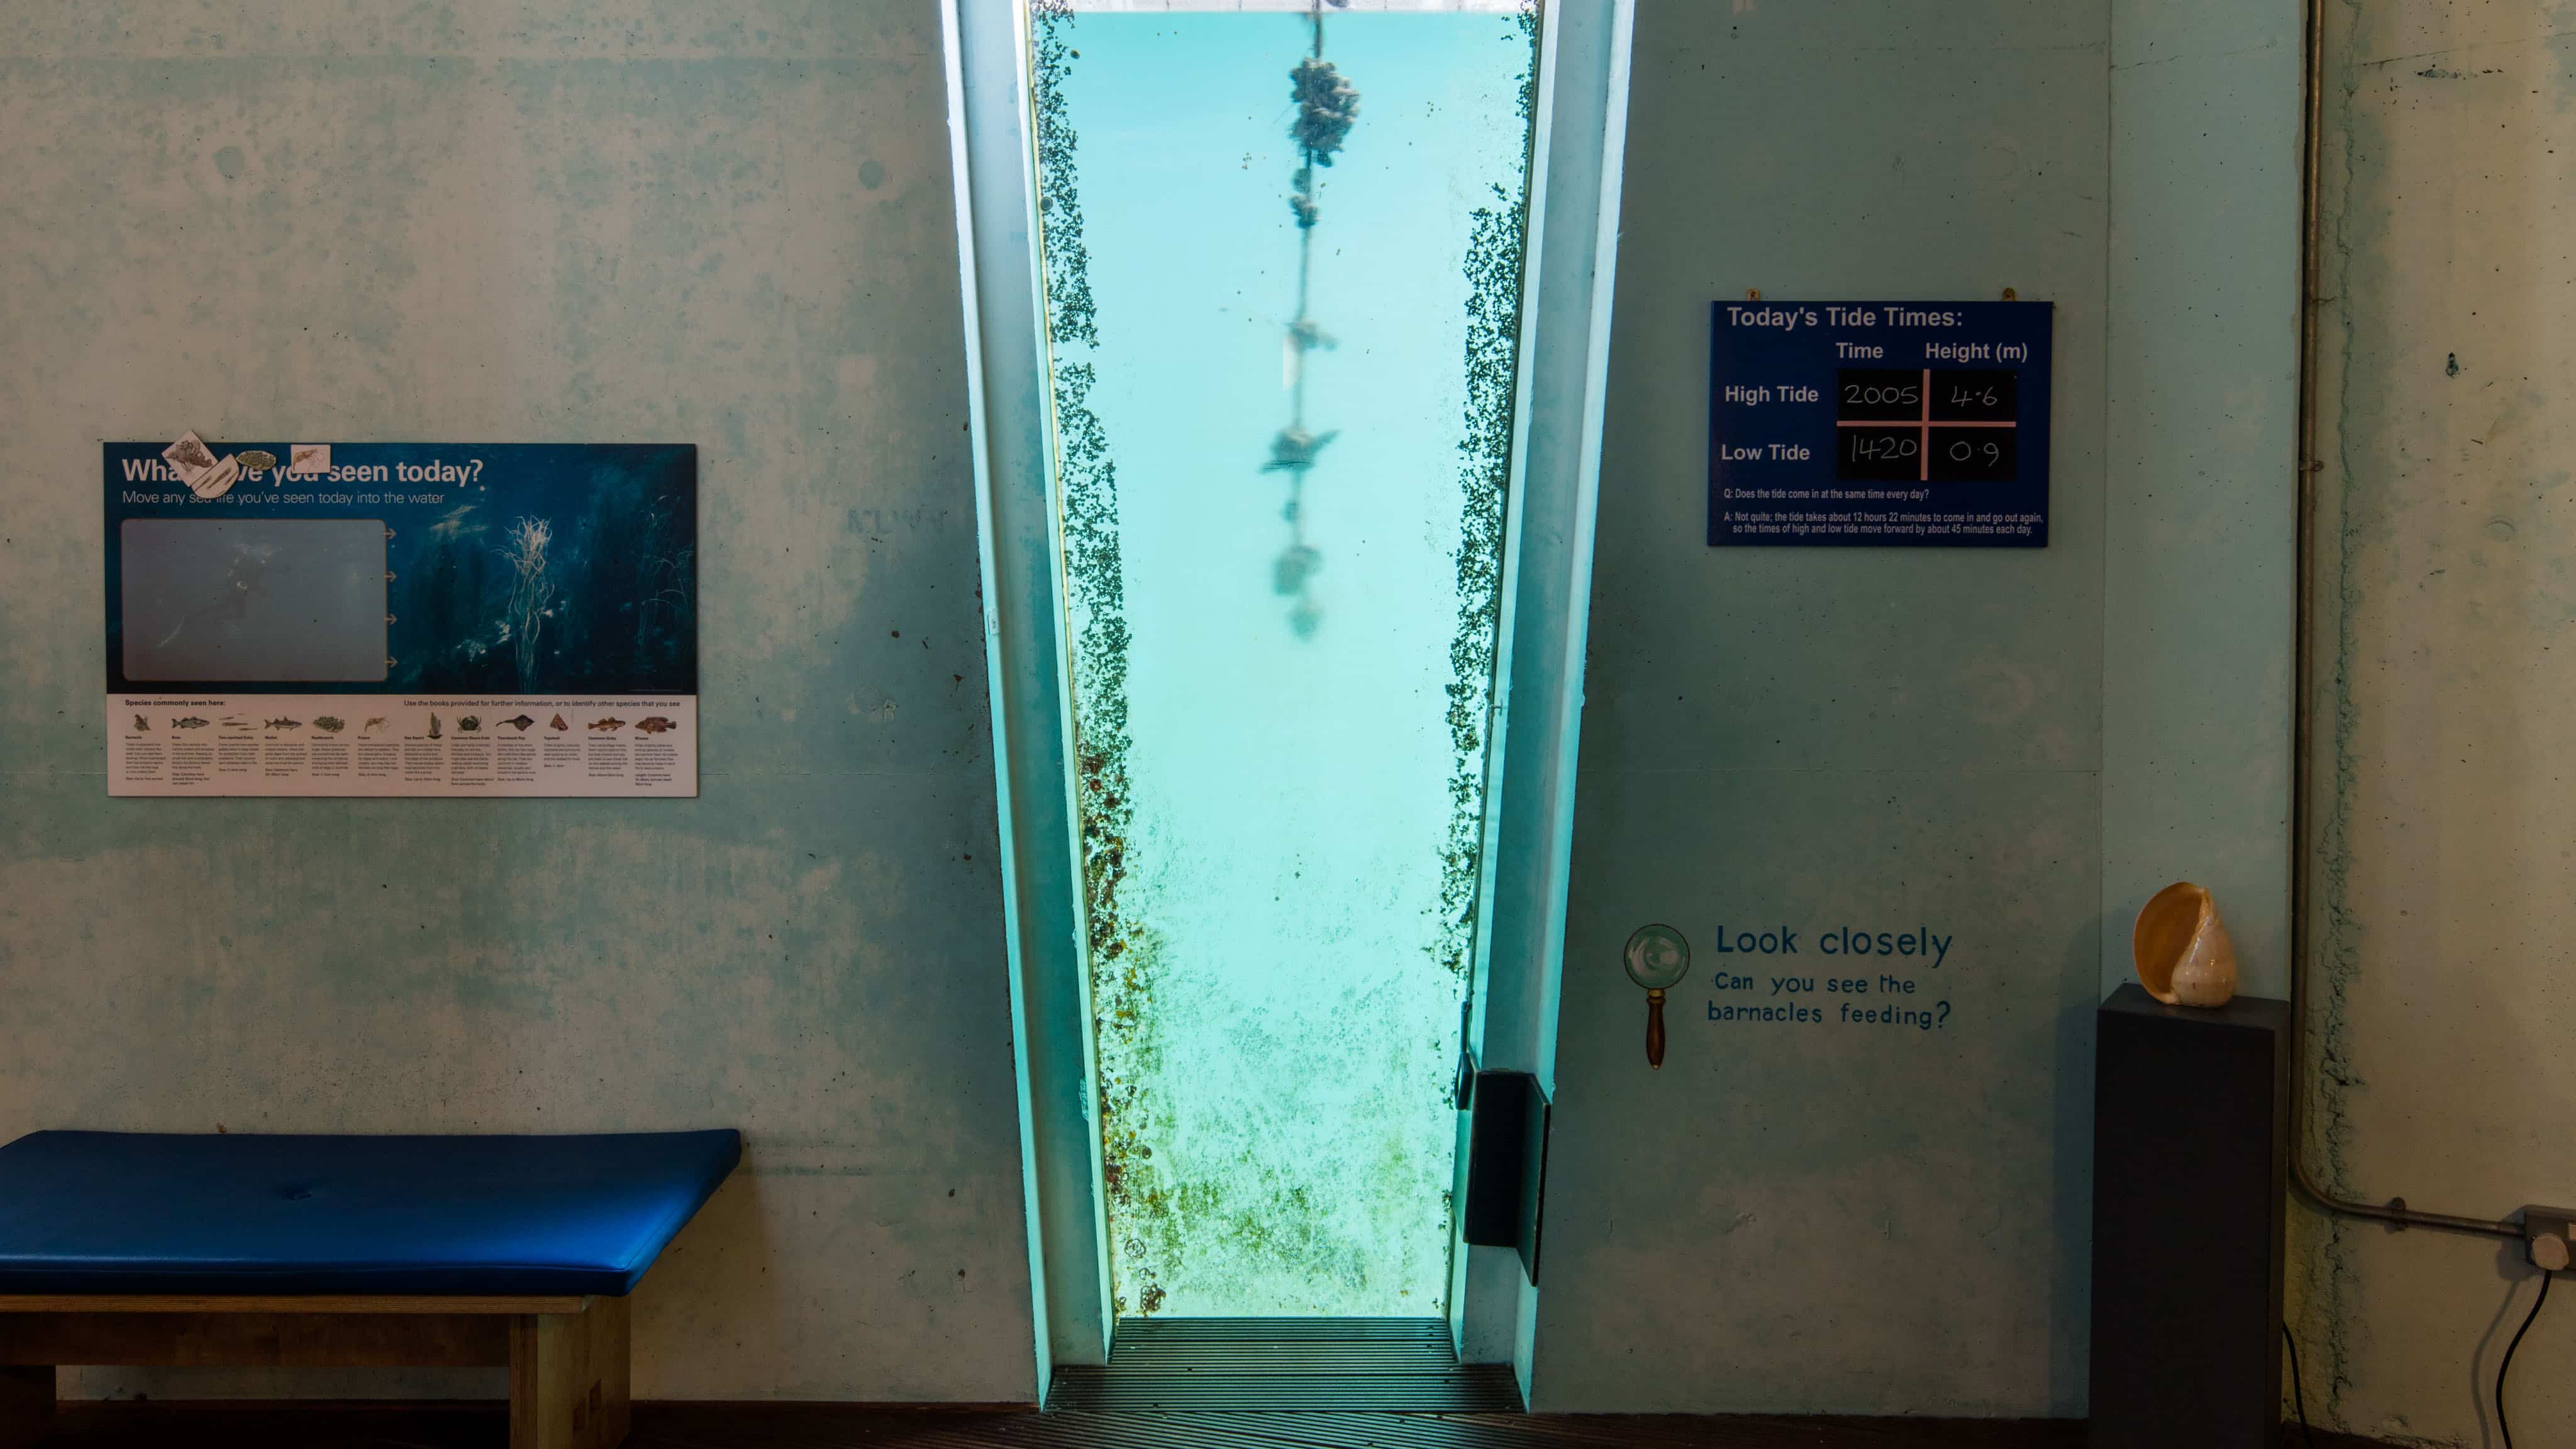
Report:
594,1295,630,1446
510,1298,628,1449
0,1365,52,1449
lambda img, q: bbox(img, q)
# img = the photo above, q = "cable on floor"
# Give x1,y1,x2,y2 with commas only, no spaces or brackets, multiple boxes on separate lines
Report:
2498,1268,2554,1449
2282,1321,2314,1446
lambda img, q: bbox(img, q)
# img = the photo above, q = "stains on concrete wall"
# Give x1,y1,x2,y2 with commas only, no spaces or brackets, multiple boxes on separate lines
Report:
2301,1,2576,1440
0,0,1033,1404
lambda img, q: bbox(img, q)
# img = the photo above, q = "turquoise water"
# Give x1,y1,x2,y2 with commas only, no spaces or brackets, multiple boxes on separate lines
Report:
1032,3,1535,1317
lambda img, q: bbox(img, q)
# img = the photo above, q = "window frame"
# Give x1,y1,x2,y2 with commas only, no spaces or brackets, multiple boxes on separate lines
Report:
940,0,1634,1397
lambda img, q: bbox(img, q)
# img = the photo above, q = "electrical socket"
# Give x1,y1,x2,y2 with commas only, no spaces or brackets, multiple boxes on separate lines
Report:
2519,1206,2575,1272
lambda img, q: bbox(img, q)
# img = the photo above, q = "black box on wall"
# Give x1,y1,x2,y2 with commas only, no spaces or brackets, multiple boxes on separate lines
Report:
2090,983,2291,1448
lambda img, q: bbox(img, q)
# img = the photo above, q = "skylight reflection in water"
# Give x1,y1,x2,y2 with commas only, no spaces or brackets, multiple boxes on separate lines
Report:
1031,0,1536,1318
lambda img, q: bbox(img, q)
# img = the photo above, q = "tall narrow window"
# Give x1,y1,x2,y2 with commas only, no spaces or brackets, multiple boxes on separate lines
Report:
1030,0,1537,1318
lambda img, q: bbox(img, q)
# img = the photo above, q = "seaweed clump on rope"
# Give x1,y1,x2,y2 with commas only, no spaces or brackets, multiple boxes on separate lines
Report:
1268,6,1362,636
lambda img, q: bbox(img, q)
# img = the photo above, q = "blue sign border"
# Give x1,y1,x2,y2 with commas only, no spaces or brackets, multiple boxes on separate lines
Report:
1707,300,2053,548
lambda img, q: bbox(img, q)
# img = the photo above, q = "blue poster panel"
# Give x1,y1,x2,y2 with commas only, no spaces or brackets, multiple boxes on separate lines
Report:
103,441,697,796
1708,301,2052,547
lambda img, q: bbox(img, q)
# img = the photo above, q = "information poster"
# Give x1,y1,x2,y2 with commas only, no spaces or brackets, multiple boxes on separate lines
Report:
1707,300,2052,547
104,441,697,797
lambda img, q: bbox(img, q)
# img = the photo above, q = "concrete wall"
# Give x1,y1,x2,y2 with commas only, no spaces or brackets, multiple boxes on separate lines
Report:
2298,1,2576,1441
2103,0,2302,1002
1530,0,2302,1415
0,0,2421,1424
1535,0,2112,1414
0,1,1037,1404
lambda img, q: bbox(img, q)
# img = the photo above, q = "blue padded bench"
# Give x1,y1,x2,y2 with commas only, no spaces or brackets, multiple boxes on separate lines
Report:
0,1129,740,1449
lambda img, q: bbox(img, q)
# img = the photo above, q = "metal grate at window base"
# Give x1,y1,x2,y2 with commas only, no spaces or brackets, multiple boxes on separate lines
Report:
1044,1318,1523,1412
882,1412,1670,1449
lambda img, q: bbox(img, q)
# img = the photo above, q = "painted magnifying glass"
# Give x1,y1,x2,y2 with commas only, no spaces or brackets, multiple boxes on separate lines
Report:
1623,923,1691,1069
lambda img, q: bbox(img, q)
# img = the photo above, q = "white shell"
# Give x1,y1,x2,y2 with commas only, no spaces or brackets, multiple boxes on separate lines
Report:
2134,881,2238,1009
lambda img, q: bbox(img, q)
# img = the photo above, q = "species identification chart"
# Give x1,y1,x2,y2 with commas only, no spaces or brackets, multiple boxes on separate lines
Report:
1708,300,2053,547
104,441,697,797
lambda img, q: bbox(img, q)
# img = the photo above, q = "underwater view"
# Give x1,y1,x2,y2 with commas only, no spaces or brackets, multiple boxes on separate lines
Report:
382,447,697,696
120,519,389,682
1031,0,1537,1316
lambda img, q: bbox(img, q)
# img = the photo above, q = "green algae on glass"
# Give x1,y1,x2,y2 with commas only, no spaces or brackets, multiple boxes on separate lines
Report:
1453,4,1540,962
1435,2,1539,984
1028,2,1540,1318
1032,1,1098,350
1030,0,1165,1316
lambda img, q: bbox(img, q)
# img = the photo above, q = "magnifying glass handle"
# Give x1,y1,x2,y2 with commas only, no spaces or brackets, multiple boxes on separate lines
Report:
1646,987,1666,1069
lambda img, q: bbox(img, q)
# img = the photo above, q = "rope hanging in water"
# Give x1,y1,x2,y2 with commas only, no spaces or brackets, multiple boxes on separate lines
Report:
1267,0,1360,636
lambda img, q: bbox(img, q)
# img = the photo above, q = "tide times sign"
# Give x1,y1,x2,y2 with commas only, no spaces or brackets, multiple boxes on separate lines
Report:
1707,300,2053,548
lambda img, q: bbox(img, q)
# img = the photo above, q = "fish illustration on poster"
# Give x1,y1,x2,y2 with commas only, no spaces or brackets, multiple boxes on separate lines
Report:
101,442,698,798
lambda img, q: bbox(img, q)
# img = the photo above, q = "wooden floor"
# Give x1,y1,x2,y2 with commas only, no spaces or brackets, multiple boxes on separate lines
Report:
25,1401,2381,1448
